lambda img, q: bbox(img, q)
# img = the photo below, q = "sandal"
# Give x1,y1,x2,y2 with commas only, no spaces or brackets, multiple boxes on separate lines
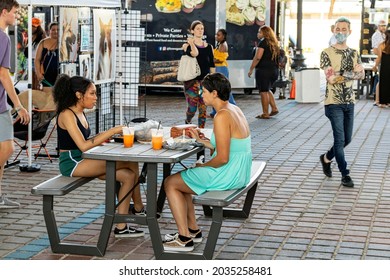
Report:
270,110,279,116
255,114,270,119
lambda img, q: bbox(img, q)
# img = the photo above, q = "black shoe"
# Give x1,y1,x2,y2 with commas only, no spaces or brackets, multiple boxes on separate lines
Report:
320,154,332,177
341,175,354,188
114,225,144,238
165,228,203,243
131,207,161,220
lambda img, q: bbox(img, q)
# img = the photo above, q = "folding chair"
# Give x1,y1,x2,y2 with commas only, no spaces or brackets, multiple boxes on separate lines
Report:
12,109,57,164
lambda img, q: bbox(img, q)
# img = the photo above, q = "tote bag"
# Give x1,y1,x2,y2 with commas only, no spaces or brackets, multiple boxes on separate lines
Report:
177,55,201,82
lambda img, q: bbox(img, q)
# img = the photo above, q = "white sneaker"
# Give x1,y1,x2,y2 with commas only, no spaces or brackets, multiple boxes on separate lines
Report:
163,234,194,252
165,229,203,243
0,194,20,209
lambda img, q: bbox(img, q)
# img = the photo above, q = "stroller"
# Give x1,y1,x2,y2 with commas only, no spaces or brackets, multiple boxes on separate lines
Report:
272,49,290,99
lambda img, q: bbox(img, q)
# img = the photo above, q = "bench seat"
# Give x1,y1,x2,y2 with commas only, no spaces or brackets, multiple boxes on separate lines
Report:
31,175,94,196
193,161,266,208
162,160,266,260
31,175,108,256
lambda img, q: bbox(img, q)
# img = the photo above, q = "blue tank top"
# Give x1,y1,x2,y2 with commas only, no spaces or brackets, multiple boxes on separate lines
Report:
57,109,90,150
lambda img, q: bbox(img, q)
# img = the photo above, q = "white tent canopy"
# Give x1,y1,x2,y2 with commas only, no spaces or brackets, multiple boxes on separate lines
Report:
17,1,121,8
17,0,122,170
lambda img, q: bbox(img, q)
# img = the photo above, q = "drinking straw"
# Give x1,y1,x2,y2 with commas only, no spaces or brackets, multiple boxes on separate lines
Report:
157,121,161,131
124,117,130,126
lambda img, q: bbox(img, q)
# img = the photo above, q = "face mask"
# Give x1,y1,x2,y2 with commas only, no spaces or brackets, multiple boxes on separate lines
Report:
335,32,348,44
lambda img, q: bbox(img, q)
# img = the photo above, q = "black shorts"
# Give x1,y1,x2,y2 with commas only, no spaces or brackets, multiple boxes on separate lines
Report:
255,68,278,92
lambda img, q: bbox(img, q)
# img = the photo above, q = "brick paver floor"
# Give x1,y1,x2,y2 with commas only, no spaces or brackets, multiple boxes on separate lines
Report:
1,77,389,260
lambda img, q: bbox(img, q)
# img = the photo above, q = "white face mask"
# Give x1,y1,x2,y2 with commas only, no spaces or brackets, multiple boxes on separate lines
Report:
335,32,349,44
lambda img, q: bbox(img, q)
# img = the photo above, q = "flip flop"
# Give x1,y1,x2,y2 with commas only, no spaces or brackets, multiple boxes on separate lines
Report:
255,114,270,119
270,110,279,116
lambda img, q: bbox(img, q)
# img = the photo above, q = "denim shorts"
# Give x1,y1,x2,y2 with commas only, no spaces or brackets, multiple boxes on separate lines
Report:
59,150,83,177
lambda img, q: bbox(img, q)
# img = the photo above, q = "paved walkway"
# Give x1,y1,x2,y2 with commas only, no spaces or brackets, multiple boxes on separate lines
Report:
1,78,390,260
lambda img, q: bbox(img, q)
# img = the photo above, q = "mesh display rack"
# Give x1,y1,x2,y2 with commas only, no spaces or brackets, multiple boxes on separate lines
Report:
113,9,147,125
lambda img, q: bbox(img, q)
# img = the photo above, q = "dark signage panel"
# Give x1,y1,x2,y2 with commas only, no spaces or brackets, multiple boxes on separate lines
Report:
132,0,216,85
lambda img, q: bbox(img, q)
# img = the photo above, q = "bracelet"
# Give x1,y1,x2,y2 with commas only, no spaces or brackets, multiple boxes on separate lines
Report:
14,106,23,113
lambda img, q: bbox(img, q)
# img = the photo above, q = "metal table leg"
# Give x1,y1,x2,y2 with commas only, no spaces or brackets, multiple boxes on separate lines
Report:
146,163,164,258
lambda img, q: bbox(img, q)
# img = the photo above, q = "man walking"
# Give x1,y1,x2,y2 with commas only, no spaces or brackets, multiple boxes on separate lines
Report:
0,0,30,209
372,19,387,55
319,17,364,188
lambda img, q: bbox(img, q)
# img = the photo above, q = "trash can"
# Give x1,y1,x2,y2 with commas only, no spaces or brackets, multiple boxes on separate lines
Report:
294,68,321,103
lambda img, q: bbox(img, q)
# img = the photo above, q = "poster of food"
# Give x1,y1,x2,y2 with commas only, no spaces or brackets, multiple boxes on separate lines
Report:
360,7,390,55
226,0,266,26
226,0,269,60
132,0,215,85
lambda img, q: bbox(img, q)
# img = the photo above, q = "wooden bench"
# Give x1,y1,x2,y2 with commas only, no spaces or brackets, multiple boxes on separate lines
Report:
177,160,266,260
30,175,105,256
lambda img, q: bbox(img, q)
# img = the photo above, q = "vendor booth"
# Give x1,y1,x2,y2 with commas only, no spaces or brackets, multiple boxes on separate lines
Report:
12,1,145,170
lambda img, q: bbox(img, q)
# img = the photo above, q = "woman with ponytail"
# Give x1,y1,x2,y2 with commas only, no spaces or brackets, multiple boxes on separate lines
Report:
53,74,145,238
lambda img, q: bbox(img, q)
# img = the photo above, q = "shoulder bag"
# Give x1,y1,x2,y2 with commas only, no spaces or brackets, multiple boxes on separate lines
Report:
177,55,201,82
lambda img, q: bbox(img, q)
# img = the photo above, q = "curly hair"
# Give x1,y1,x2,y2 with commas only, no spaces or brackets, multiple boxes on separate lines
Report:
53,74,93,115
259,25,280,61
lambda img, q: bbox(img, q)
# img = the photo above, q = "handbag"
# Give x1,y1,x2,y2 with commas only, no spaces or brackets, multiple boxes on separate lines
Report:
177,55,201,82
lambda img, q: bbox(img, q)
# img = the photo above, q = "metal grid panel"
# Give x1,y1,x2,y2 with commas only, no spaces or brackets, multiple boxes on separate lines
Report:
113,9,147,125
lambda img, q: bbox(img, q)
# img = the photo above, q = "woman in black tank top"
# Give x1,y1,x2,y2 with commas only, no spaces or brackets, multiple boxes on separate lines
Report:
53,74,145,237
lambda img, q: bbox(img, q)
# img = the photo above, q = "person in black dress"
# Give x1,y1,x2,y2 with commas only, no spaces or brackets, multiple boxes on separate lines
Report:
373,30,390,107
248,25,279,119
35,22,59,92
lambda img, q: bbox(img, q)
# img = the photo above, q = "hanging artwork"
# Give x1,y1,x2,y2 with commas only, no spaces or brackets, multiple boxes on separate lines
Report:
33,13,45,30
59,8,79,63
79,54,91,79
61,63,77,77
80,25,90,52
93,9,116,83
78,7,91,25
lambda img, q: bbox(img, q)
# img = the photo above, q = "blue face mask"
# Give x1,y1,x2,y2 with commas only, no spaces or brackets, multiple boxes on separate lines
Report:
335,32,348,44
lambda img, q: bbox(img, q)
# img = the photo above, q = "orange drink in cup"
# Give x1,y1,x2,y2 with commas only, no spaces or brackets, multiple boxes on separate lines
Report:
122,127,134,148
151,128,163,150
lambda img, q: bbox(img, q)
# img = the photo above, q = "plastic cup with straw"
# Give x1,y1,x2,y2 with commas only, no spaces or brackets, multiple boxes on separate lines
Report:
151,121,163,150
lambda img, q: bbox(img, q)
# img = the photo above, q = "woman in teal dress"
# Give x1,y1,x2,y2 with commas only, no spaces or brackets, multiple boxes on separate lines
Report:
163,73,252,252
